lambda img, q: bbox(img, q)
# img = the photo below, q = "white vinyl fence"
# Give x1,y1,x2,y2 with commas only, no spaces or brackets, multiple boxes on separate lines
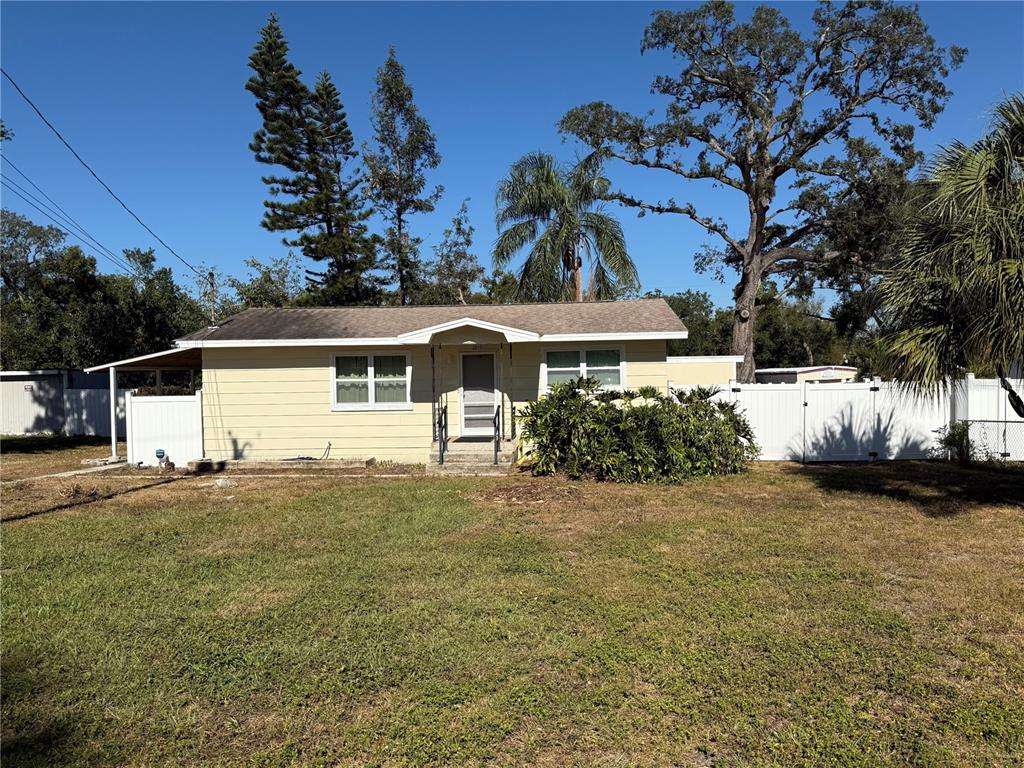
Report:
671,376,1023,462
126,391,204,467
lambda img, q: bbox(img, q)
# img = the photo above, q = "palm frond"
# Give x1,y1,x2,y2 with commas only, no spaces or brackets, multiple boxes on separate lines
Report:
492,150,639,303
492,220,539,269
881,93,1024,391
580,210,639,290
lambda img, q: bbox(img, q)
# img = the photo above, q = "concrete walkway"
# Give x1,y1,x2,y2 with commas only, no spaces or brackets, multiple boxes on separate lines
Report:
2,461,125,485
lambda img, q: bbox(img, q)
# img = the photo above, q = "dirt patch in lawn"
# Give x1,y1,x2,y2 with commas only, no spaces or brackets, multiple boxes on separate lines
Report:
470,475,584,507
1,476,190,522
54,482,100,502
1,473,437,524
465,473,746,542
103,461,426,478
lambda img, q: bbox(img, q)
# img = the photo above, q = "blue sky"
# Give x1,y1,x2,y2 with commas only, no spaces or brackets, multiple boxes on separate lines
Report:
2,1,1022,307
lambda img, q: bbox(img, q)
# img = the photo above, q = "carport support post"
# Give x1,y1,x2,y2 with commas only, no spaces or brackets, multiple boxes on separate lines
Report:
109,366,118,459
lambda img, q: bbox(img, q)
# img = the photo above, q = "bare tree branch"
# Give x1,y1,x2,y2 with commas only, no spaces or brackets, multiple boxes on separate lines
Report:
607,190,746,255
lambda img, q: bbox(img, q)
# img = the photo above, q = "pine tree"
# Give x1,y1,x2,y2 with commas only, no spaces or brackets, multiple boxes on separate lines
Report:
421,201,484,304
303,72,380,304
364,48,442,305
246,14,307,199
246,14,379,305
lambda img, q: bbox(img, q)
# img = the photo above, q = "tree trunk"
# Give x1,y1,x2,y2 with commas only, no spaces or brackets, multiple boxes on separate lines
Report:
730,262,761,383
397,218,409,306
574,253,583,302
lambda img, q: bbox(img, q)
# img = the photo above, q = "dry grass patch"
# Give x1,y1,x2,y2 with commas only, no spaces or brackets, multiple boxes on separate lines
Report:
0,436,126,482
216,588,291,618
0,472,414,523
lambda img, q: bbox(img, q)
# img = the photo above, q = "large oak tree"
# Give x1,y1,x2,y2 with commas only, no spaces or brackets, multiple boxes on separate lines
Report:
561,0,964,380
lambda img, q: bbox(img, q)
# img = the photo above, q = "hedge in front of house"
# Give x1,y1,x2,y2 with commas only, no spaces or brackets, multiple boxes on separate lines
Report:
518,378,759,482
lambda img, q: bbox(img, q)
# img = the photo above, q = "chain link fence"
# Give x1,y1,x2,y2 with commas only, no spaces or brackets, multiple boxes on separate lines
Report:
966,420,1024,462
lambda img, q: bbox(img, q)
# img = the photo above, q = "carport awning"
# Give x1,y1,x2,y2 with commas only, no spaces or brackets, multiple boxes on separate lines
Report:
83,347,202,373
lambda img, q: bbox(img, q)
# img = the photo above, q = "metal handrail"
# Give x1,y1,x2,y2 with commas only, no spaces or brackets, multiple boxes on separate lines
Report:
492,404,502,465
436,402,448,464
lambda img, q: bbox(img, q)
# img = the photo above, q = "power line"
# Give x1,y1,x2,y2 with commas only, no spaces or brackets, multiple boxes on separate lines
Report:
1,155,122,263
1,179,136,275
0,165,125,265
1,179,138,276
1,67,202,276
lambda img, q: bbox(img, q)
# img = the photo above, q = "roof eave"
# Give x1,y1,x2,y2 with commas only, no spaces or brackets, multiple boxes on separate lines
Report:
175,329,689,349
540,330,688,342
83,346,202,373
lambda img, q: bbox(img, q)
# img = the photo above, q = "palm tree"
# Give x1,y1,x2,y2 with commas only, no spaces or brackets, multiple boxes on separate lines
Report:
493,152,639,302
881,94,1024,416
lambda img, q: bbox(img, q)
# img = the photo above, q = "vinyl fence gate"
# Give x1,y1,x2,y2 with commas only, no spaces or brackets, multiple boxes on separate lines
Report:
125,391,204,467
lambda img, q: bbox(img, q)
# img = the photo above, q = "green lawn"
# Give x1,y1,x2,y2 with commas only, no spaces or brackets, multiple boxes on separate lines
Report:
2,463,1022,766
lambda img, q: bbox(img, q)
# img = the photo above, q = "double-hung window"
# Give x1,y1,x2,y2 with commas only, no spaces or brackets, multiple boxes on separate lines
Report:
545,349,622,389
584,349,622,387
333,353,411,410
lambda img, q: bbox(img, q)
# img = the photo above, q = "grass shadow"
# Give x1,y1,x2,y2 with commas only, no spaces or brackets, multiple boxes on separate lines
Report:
0,435,109,456
0,651,76,767
1,477,186,523
787,460,1024,516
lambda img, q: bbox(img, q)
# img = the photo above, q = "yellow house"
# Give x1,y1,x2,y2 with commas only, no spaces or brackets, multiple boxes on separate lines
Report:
86,298,743,470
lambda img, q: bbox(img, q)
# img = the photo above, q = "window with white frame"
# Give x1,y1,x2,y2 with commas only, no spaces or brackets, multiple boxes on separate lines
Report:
333,353,410,409
545,349,622,388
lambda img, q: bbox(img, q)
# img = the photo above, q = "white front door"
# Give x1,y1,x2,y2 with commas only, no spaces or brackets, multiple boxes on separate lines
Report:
460,353,496,437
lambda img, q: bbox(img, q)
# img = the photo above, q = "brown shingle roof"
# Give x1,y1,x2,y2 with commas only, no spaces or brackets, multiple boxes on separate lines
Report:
177,298,686,343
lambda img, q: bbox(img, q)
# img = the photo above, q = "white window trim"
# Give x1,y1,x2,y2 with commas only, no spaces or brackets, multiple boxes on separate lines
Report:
329,351,413,411
541,347,626,391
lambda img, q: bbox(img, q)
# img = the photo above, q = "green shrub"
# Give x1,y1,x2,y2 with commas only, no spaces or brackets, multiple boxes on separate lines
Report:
518,378,759,483
935,419,1008,466
936,420,974,464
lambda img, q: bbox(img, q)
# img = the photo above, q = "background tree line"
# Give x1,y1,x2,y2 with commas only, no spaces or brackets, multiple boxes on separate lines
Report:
0,202,866,372
0,210,204,369
0,204,516,369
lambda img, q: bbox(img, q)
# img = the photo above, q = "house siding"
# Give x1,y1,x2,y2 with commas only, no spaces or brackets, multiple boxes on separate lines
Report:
201,339,684,463
202,346,435,462
666,357,741,386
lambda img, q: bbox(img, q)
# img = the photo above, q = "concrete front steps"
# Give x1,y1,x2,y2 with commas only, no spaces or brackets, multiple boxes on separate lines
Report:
427,438,518,476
